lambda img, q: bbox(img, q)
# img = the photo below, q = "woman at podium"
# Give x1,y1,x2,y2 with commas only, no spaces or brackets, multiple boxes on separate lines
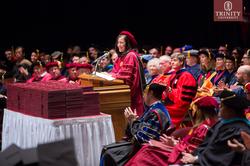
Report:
110,31,145,116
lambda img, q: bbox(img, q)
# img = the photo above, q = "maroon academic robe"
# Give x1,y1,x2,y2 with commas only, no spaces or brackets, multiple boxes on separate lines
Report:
41,73,53,82
26,72,48,83
27,75,42,83
41,73,67,82
125,118,217,166
110,50,144,116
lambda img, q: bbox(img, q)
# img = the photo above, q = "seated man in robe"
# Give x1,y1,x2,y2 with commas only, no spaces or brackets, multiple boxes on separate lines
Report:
42,62,67,82
151,55,172,86
125,96,219,166
100,83,172,166
65,63,78,84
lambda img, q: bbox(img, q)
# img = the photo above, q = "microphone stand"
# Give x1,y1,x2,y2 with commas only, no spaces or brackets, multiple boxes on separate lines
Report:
92,53,109,75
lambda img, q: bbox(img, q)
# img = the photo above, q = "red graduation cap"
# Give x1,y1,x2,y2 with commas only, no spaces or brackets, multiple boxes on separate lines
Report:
119,31,138,48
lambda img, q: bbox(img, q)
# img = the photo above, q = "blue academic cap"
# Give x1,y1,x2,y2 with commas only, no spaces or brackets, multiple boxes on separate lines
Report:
141,54,153,63
180,45,193,52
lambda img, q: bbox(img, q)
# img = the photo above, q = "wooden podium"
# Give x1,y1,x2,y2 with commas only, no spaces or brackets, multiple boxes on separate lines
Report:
78,74,130,141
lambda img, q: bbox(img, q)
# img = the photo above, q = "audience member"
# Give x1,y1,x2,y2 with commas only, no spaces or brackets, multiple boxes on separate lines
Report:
100,83,171,166
181,90,250,166
164,46,173,56
163,53,197,127
183,49,200,80
145,58,160,85
149,48,160,58
125,96,218,166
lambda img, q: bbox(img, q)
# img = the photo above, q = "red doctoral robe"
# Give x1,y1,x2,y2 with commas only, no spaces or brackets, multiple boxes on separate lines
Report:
163,69,197,127
110,50,144,116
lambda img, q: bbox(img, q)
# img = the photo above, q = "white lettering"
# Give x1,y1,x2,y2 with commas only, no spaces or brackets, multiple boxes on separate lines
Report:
215,10,241,20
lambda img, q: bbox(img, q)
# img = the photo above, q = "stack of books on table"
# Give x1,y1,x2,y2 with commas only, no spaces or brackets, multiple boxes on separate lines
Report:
7,81,100,119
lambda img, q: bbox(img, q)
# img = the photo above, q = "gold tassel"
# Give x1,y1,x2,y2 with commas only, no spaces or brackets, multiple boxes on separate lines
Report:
187,51,191,58
86,51,89,59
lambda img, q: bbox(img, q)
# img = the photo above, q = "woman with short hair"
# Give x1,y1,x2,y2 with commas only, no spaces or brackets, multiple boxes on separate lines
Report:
145,58,160,85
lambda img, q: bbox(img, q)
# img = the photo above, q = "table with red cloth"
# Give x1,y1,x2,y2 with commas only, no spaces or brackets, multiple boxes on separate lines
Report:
1,109,115,166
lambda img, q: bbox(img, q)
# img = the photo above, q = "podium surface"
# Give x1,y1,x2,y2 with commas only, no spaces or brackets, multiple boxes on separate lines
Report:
79,73,131,140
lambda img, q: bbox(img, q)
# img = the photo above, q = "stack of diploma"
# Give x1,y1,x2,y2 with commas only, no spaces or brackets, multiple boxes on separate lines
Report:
7,81,100,119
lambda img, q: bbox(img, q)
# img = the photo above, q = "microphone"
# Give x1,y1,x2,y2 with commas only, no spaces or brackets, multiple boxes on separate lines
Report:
93,52,109,74
92,52,109,65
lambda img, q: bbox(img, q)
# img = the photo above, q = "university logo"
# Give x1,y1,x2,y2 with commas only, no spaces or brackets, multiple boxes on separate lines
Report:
214,0,243,21
224,1,232,11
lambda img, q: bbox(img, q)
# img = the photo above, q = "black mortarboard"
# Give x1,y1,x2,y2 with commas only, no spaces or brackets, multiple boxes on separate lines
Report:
198,49,213,59
215,53,226,59
148,83,167,99
220,90,248,111
225,55,236,62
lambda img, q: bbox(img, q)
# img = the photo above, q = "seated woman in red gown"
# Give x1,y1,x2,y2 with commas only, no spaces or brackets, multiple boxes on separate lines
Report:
125,96,219,166
110,31,145,116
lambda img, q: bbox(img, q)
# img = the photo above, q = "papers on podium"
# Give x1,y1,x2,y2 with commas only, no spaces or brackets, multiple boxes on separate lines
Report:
94,72,115,81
